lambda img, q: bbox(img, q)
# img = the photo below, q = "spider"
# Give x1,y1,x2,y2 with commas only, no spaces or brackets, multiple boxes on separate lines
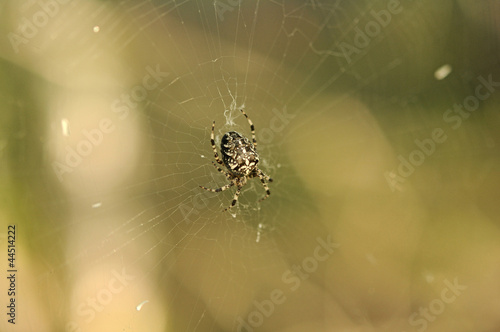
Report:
200,109,273,212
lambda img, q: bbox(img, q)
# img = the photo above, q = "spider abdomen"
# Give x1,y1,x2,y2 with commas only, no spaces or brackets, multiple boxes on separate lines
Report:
221,131,259,176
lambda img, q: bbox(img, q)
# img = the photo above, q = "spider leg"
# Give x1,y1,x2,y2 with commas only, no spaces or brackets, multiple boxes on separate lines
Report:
261,171,273,182
251,169,272,182
199,182,234,193
223,185,242,212
240,109,257,148
211,161,230,178
257,173,271,202
210,121,224,165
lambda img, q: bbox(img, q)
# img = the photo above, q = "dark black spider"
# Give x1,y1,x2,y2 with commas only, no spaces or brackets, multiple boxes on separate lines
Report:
200,109,273,212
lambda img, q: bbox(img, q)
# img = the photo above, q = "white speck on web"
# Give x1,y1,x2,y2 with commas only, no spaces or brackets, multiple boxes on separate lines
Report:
61,118,70,136
423,271,435,283
136,300,149,311
256,223,264,243
434,64,452,80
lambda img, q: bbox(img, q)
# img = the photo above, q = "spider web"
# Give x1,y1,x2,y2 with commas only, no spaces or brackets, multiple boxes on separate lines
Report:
2,0,500,331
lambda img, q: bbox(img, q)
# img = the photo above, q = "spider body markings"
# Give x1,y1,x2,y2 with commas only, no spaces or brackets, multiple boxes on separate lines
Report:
200,109,273,212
